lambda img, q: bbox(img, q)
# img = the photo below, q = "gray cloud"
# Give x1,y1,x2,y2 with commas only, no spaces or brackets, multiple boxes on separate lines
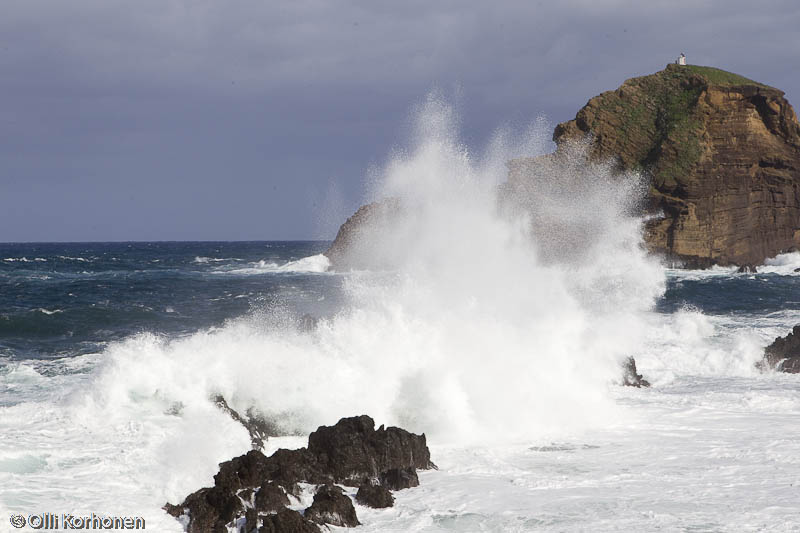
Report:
1,0,797,240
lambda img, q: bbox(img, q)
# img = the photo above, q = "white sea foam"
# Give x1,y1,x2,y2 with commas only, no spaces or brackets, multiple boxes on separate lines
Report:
193,256,239,264
2,257,47,263
34,308,63,315
218,254,331,275
69,97,665,445
3,96,799,531
760,251,800,275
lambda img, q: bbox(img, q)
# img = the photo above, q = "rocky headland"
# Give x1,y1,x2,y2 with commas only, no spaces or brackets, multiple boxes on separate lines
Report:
326,64,800,270
165,415,434,532
551,63,800,268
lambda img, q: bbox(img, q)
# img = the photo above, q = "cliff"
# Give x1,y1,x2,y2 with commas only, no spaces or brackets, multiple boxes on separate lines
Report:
551,64,800,267
326,65,800,269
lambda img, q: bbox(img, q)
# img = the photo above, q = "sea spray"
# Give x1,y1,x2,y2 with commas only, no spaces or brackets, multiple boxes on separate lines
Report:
75,95,665,456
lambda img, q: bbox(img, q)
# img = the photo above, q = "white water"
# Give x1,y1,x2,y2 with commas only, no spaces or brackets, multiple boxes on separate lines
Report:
2,98,800,531
211,254,332,275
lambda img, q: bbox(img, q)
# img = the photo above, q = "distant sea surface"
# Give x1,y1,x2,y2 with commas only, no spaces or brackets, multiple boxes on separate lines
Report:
0,241,332,361
3,241,800,362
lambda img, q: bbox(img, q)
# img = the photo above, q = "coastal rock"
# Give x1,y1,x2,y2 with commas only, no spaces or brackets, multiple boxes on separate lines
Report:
212,394,278,450
324,199,401,270
379,467,419,490
760,325,800,372
254,481,291,513
164,486,242,533
622,357,650,387
327,65,800,269
355,483,394,508
551,64,800,267
165,415,434,531
307,415,435,486
259,510,320,533
737,264,758,273
304,484,360,527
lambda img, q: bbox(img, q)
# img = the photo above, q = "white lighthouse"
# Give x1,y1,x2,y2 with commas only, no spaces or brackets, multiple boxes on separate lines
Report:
677,53,686,66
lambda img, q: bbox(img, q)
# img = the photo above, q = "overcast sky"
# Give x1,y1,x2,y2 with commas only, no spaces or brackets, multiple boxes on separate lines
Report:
2,0,798,241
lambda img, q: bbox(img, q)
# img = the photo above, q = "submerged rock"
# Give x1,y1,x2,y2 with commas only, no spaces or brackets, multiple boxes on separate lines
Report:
760,325,800,372
621,357,651,387
165,415,434,531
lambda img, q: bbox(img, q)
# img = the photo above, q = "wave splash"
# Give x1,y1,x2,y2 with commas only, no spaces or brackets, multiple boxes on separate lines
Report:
76,95,665,451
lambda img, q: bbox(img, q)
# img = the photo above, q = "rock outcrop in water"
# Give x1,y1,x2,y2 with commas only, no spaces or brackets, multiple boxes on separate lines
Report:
212,394,278,450
621,356,651,387
552,64,800,267
164,415,434,532
759,325,800,373
325,199,401,271
325,64,800,270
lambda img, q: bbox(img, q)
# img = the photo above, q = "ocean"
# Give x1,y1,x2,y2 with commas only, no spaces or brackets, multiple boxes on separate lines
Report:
4,101,800,532
3,243,800,532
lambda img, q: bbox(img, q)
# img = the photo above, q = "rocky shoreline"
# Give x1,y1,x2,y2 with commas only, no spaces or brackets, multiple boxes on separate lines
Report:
165,415,435,532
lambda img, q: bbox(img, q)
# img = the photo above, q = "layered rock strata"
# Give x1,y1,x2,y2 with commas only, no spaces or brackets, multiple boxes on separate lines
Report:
551,64,800,267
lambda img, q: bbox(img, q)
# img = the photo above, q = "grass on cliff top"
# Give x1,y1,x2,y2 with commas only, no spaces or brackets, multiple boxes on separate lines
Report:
680,65,769,87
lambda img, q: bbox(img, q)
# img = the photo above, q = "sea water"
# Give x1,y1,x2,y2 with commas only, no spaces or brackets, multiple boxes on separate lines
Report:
2,98,800,532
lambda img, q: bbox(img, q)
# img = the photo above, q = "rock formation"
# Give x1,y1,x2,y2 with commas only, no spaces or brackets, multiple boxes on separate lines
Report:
759,325,800,373
212,394,277,450
326,64,800,269
551,64,800,267
325,199,401,271
164,415,434,532
621,356,651,388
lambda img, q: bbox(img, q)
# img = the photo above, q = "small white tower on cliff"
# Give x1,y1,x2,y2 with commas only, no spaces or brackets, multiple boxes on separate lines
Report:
677,53,686,66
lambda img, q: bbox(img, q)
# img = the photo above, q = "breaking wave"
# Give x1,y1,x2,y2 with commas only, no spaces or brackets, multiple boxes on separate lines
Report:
77,95,665,449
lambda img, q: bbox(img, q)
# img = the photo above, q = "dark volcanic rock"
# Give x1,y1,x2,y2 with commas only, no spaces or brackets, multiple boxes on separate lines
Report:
305,484,360,527
259,509,320,533
308,415,434,486
254,481,291,513
213,394,278,450
737,264,758,273
164,486,242,533
622,357,651,388
166,415,434,531
355,483,394,508
379,467,419,490
761,325,800,372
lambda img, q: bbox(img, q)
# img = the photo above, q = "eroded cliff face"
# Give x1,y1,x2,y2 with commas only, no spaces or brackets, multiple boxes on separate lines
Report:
551,64,800,267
